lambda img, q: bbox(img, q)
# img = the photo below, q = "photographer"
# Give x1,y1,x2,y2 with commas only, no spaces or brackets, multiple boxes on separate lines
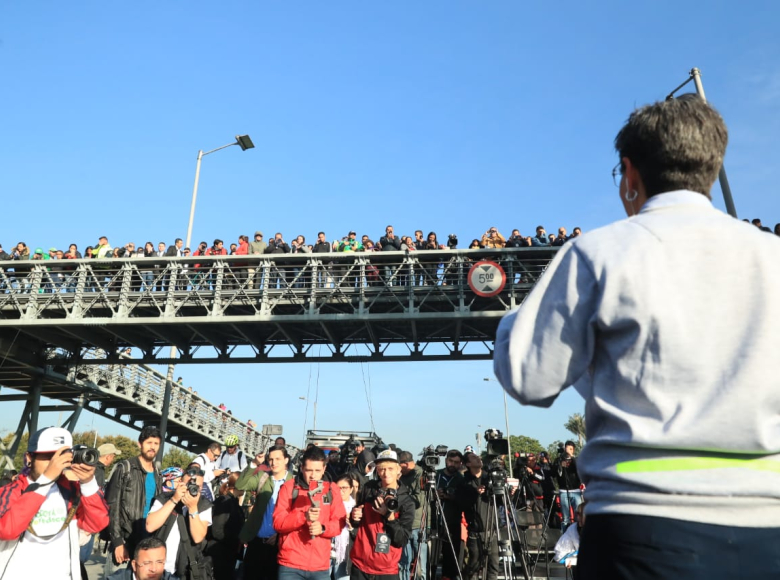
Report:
530,225,549,246
264,233,291,288
480,227,506,249
145,463,213,579
398,451,426,580
456,453,499,580
504,229,530,249
0,427,109,579
435,450,464,580
350,450,415,580
555,442,582,532
516,453,545,513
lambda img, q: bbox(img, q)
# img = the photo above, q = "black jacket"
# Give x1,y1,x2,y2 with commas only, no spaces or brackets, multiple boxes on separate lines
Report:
264,240,290,254
379,235,401,251
456,470,492,533
352,479,415,549
104,457,162,551
312,241,332,254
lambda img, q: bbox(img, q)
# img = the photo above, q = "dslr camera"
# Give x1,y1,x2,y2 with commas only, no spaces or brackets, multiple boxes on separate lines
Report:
69,445,99,466
377,487,399,513
447,234,458,249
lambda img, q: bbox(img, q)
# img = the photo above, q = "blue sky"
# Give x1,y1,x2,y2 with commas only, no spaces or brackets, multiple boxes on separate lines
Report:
1,2,778,454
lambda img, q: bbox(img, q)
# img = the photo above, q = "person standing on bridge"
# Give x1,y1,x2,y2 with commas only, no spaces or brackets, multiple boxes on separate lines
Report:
0,427,109,580
104,426,162,578
494,95,780,579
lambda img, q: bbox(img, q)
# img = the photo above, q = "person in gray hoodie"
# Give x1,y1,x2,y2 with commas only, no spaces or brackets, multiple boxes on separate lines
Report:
494,94,780,579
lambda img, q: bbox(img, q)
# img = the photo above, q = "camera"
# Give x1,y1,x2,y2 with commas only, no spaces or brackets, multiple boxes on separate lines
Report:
340,436,361,466
420,444,448,471
69,445,99,466
187,481,200,497
447,234,458,249
378,487,399,513
484,428,509,458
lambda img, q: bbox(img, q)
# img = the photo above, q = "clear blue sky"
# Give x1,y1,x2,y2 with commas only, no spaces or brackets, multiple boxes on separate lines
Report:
1,2,778,454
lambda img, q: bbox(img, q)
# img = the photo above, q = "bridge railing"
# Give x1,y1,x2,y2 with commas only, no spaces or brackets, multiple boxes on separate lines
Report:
0,248,558,320
46,348,274,455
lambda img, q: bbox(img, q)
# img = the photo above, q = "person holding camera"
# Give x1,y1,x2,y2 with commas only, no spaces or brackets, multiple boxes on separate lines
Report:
145,463,213,579
435,449,464,580
237,445,293,580
530,226,549,246
555,442,582,532
0,427,109,580
350,450,415,580
456,452,499,580
264,232,291,288
480,227,505,250
398,451,426,580
273,446,347,580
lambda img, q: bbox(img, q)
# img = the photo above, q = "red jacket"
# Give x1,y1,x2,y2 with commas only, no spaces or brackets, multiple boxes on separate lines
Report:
273,477,346,571
0,473,109,540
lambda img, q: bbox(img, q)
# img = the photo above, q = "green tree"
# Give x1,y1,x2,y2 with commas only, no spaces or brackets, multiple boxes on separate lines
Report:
162,447,194,470
508,435,545,455
564,413,586,448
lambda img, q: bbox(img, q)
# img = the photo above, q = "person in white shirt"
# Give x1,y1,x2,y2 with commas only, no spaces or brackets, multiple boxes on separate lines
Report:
191,442,225,501
0,427,109,580
145,463,212,578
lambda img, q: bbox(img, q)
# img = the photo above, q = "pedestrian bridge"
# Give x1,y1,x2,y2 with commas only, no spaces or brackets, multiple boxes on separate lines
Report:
0,248,557,364
0,344,278,468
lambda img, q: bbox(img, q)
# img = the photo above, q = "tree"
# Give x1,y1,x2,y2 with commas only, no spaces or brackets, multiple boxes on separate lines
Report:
564,413,586,448
162,447,194,470
508,435,545,456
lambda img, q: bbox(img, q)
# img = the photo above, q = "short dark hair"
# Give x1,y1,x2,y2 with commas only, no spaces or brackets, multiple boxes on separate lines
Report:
139,426,161,444
267,445,290,459
564,440,576,449
614,94,728,198
208,442,222,454
318,231,325,237
397,450,413,463
175,238,182,244
275,436,286,444
213,239,223,246
446,449,463,461
134,536,166,560
302,445,326,465
336,473,354,486
463,451,477,465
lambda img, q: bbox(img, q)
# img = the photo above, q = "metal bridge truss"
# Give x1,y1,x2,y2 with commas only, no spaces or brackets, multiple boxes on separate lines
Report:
0,248,557,364
0,346,278,467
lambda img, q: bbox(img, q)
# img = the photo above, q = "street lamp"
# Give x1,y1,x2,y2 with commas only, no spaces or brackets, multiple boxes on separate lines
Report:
484,377,513,478
185,135,255,248
158,135,255,459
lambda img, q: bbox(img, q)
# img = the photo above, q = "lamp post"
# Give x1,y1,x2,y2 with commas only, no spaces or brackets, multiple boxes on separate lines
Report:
158,135,255,459
484,377,513,478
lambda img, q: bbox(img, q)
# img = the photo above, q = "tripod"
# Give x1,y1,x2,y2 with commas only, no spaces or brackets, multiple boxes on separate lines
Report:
482,482,531,580
415,470,463,580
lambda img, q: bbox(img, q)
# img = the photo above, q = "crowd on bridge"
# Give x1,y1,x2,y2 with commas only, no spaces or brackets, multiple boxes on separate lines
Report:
0,424,586,580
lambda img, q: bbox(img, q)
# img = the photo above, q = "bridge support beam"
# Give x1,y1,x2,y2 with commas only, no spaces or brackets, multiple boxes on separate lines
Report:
1,379,43,470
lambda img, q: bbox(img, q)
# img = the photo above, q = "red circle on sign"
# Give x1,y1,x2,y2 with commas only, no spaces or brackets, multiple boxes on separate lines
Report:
468,260,506,297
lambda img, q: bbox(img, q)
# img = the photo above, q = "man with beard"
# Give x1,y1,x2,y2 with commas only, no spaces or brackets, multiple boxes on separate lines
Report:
435,450,464,580
104,426,162,576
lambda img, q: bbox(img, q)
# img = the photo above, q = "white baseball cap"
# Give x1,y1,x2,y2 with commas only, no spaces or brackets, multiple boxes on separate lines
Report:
368,449,399,469
28,427,72,453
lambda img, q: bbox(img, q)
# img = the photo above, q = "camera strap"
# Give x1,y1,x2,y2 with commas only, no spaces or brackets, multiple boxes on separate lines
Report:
25,482,81,540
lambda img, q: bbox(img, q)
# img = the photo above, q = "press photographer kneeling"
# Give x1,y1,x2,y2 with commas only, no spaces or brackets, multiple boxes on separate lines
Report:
350,450,415,580
457,452,499,580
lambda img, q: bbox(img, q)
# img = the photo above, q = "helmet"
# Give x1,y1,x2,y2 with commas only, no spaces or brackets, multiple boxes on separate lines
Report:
224,435,239,447
161,467,183,492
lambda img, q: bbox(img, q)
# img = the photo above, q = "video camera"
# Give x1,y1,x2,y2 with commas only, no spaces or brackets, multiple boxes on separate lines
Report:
483,429,509,495
420,444,448,472
340,436,361,465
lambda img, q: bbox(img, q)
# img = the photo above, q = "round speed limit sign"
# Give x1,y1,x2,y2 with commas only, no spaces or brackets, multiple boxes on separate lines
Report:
467,260,506,297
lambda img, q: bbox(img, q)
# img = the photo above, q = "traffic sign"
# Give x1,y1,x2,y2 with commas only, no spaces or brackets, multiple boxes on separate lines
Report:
468,260,506,297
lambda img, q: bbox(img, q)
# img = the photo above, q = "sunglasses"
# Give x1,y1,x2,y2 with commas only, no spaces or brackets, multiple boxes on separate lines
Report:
185,468,205,477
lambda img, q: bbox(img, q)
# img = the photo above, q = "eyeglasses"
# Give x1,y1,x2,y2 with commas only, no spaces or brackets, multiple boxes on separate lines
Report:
138,559,165,569
612,162,622,187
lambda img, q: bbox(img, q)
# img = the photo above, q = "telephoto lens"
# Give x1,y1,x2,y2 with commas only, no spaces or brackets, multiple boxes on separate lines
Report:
70,445,99,466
